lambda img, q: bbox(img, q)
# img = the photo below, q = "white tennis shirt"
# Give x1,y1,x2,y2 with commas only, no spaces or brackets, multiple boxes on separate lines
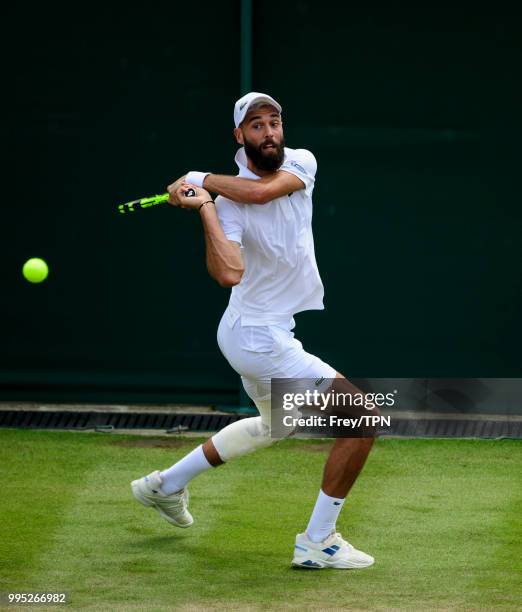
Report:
215,146,325,326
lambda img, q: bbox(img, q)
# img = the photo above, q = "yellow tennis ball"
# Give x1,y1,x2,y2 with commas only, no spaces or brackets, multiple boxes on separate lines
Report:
23,258,49,283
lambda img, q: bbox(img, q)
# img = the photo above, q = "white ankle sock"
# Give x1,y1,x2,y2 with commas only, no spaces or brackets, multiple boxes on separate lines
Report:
159,444,212,495
306,489,346,543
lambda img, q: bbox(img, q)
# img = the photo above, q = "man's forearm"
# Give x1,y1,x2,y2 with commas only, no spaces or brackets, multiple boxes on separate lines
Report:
199,204,244,287
184,169,304,205
203,174,265,204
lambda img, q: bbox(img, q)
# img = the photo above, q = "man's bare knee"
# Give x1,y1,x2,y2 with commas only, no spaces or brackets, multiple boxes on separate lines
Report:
328,376,380,437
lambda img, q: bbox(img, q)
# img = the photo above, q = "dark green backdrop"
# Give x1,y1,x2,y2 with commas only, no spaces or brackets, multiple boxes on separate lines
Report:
2,3,521,403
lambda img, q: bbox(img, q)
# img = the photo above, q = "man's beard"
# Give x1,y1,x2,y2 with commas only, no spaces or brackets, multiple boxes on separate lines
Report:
243,135,285,172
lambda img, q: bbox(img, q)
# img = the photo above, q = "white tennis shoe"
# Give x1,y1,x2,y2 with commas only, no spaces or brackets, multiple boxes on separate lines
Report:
131,470,193,528
292,531,374,569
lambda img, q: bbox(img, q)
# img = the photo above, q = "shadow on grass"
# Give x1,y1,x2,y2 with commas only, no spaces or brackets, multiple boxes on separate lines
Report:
124,534,197,552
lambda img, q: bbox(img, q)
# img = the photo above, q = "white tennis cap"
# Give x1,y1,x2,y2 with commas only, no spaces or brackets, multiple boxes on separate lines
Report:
234,92,282,128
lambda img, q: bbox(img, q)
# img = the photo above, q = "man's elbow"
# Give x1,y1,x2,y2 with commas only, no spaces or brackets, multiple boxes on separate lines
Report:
215,269,244,288
217,274,242,288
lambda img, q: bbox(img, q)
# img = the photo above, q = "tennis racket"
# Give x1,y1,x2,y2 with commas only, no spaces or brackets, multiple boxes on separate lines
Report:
118,188,196,214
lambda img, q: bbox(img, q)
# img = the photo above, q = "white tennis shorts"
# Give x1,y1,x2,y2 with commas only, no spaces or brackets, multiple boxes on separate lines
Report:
217,306,336,402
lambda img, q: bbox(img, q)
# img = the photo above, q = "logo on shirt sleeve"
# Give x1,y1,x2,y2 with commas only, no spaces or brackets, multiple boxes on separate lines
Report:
290,160,306,174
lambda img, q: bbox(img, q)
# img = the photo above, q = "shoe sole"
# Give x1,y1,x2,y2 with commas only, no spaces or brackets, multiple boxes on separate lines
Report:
131,480,194,528
291,557,374,569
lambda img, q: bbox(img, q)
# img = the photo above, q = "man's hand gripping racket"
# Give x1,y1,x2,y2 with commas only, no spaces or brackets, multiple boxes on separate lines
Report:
172,182,214,211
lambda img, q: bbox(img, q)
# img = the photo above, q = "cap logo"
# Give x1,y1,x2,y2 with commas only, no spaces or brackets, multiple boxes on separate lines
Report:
239,102,248,110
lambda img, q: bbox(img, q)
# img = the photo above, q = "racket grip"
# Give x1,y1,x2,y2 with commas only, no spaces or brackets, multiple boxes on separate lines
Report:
183,188,196,197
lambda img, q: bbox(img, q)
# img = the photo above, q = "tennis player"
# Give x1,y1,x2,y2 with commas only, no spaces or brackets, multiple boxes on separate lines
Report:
131,92,376,569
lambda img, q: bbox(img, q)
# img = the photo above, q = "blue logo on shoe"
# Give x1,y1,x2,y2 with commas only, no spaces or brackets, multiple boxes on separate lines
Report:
301,560,322,567
322,545,340,556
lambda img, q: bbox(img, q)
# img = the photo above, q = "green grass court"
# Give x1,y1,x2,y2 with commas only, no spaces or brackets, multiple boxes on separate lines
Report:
1,430,521,610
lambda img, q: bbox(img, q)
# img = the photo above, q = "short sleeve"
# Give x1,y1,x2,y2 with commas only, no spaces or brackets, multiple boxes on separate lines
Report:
214,196,245,246
280,149,317,194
